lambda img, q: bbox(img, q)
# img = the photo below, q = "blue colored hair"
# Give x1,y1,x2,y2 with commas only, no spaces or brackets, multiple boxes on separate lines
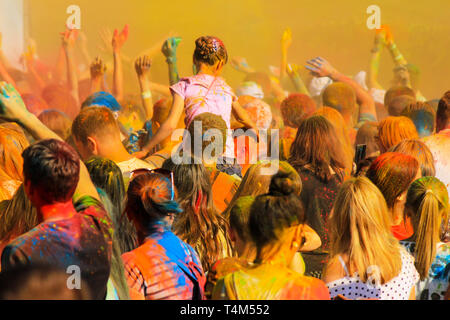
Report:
82,92,122,112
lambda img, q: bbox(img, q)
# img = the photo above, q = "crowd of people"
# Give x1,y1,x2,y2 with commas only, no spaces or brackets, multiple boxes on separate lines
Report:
0,24,448,300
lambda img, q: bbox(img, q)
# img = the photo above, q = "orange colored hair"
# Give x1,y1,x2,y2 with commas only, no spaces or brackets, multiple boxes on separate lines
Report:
377,116,419,153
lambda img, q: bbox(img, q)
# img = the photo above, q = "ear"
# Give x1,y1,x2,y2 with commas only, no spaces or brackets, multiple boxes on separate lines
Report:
290,224,304,251
87,137,98,155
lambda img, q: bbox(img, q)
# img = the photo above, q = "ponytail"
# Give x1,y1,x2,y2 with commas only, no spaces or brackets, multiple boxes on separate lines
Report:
406,177,449,281
414,191,441,280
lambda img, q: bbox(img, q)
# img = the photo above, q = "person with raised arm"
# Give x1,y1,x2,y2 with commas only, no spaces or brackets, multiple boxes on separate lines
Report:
0,82,113,300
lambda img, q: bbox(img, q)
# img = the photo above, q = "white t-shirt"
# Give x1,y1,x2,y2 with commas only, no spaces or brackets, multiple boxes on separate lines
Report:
117,157,155,186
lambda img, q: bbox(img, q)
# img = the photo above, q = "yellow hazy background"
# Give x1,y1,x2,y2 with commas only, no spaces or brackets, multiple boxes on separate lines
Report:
28,0,449,99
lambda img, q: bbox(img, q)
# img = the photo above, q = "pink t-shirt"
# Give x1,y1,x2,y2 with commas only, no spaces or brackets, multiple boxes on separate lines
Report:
170,74,237,159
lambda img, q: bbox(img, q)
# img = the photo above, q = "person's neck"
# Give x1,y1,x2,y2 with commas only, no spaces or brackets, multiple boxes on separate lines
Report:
255,242,295,268
236,241,256,263
100,141,133,163
197,64,221,77
38,200,76,223
390,205,404,226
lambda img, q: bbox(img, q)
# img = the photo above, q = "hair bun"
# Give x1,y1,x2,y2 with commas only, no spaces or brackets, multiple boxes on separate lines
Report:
269,172,295,196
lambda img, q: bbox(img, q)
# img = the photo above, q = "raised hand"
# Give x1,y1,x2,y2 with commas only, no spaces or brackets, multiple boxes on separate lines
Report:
90,56,107,79
230,56,253,73
60,28,79,48
305,57,338,78
281,27,292,53
112,24,129,52
286,63,300,76
135,55,152,78
0,82,29,121
161,37,181,59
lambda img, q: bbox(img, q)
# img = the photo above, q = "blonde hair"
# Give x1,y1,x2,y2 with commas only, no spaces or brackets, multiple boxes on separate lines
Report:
329,177,402,283
389,139,435,177
405,177,449,280
0,124,30,181
377,116,419,153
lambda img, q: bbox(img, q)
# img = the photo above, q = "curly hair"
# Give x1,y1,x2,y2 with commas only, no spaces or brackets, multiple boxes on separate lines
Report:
193,36,228,66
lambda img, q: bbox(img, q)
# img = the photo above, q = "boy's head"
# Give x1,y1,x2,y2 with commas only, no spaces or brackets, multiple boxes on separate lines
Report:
387,95,416,116
322,82,356,117
384,86,415,107
280,93,316,128
71,106,122,160
81,92,122,114
22,139,80,209
187,112,227,162
401,101,436,137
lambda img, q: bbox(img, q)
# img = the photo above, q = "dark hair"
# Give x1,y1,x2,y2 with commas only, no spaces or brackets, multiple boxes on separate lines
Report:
162,157,232,271
384,86,415,107
280,93,316,128
187,112,227,157
401,101,436,137
289,115,346,182
436,90,450,133
22,139,80,202
85,157,137,253
72,106,120,144
366,152,419,209
193,36,228,66
125,172,182,232
0,263,91,300
249,171,305,249
81,91,122,112
387,95,416,116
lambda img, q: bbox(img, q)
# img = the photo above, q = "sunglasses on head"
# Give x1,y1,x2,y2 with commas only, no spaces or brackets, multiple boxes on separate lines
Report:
129,168,175,201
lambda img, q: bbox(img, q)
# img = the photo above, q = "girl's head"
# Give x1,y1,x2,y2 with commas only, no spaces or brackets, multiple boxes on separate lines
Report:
38,109,73,141
249,170,306,262
389,139,435,177
0,123,30,182
193,36,228,74
329,177,401,283
224,161,301,218
289,115,346,182
162,157,232,271
0,184,38,244
125,170,182,237
405,177,449,280
376,116,419,153
366,152,420,222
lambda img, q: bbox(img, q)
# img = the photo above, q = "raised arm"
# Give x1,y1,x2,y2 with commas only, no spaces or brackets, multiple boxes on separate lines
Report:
61,29,80,106
133,93,185,158
286,63,310,96
230,57,255,74
90,56,107,94
112,24,129,102
135,55,153,120
368,27,386,90
0,81,99,201
280,28,292,81
306,57,377,121
161,37,182,85
385,27,408,67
